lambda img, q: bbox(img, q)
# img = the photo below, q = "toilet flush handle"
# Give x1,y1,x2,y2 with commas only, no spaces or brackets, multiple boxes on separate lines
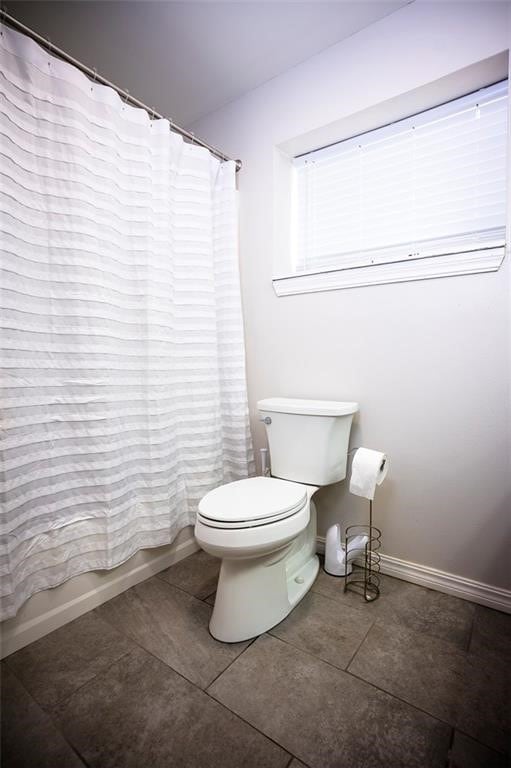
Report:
259,416,272,425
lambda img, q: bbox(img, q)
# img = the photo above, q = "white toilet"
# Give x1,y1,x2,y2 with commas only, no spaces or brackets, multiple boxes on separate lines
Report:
194,397,358,642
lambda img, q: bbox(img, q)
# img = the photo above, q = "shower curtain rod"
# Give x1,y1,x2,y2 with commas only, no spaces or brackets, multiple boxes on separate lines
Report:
0,8,242,171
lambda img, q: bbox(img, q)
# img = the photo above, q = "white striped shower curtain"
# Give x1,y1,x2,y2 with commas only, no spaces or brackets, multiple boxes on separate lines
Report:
0,25,254,619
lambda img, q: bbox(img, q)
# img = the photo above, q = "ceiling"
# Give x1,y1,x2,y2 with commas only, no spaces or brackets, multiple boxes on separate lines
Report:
8,1,411,127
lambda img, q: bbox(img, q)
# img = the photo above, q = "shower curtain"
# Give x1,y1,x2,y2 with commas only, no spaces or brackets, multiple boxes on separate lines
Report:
0,25,254,619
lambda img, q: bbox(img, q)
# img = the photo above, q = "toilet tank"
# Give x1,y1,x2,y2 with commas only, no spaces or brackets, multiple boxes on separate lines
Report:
257,398,358,486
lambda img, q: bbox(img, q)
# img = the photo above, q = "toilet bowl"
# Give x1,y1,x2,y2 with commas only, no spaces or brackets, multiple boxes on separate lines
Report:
195,476,319,642
195,397,359,642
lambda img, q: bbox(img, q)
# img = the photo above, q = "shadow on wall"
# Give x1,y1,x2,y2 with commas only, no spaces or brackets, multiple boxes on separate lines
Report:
450,495,511,590
315,451,397,541
317,474,511,591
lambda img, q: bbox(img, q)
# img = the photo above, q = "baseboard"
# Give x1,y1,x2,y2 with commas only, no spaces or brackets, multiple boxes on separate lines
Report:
0,536,200,658
316,536,511,614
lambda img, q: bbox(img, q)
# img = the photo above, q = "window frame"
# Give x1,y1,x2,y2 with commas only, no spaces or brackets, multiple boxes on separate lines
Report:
273,80,508,297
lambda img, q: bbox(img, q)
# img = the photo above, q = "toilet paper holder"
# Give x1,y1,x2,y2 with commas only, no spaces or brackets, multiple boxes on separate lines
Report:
348,446,386,474
344,499,381,602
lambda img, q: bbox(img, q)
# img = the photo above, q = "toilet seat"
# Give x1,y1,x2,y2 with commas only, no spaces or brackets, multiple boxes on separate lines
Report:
197,476,307,529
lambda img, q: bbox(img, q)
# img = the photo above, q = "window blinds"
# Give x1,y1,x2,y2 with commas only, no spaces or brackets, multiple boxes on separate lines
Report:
292,81,508,274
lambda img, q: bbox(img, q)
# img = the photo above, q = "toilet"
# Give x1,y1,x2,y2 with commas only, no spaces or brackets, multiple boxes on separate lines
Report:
194,397,358,642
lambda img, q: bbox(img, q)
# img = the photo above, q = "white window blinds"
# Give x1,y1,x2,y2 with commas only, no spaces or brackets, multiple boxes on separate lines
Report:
291,81,508,275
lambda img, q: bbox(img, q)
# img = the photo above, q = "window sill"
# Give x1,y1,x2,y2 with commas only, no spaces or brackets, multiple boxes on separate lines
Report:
272,247,506,297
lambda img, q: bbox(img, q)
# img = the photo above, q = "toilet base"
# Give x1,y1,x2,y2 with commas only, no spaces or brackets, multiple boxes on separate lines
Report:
208,505,319,643
209,553,319,643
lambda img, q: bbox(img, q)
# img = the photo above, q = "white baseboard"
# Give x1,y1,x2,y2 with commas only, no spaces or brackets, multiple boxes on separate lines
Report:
0,536,200,658
316,536,511,614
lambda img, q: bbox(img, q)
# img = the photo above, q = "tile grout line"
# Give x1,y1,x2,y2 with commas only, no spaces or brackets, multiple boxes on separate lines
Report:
10,555,504,764
82,583,314,765
95,571,482,745
450,725,508,758
444,727,456,768
265,632,458,732
10,625,505,768
2,663,92,768
266,622,372,675
38,633,298,768
310,585,475,653
92,593,258,695
205,634,259,689
465,603,477,653
42,648,135,717
284,752,314,768
310,584,384,620
204,628,466,762
266,620,474,736
322,605,474,657
345,664,461,732
87,631,301,765
204,676,304,765
342,616,376,670
40,624,297,763
218,618,507,759
153,571,217,604
91,566,262,694
59,620,511,767
205,632,461,766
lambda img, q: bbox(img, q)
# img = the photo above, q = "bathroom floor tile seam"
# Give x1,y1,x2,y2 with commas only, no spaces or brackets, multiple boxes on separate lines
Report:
64,607,466,755
86,605,462,760
154,569,218,608
284,757,303,768
281,577,494,665
200,662,308,765
465,606,477,652
311,572,509,664
2,634,500,768
262,630,462,734
0,666,92,768
4,552,509,767
94,569,471,704
84,641,300,768
13,568,504,735
154,568,213,599
159,551,501,664
3,638,299,768
74,602,311,763
3,647,136,721
2,606,458,768
257,629,510,759
267,608,376,677
56,603,304,763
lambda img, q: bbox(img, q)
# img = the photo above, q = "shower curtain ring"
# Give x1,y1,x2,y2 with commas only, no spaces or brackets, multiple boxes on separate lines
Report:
90,67,97,92
191,132,195,145
122,89,130,109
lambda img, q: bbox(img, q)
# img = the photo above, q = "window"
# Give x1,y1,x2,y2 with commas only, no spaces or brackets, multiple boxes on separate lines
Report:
275,81,508,295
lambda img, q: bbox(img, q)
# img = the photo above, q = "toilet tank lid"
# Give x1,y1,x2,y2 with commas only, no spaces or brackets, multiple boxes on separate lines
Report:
257,398,359,417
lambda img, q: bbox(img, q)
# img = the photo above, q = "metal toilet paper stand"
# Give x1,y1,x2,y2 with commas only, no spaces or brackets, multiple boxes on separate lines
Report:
344,499,381,601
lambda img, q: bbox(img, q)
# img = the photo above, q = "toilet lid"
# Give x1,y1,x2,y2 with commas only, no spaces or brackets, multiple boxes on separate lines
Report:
198,476,307,527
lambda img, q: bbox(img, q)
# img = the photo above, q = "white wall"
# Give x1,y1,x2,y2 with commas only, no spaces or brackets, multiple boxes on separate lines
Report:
191,1,511,590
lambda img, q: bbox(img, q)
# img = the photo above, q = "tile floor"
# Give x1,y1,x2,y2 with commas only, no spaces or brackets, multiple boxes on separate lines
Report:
1,551,510,768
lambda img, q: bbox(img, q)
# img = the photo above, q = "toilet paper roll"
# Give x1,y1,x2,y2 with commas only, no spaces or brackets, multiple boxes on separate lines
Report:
349,448,388,500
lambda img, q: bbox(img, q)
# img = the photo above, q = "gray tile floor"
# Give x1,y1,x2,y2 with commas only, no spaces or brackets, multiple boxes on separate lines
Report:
2,551,510,768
